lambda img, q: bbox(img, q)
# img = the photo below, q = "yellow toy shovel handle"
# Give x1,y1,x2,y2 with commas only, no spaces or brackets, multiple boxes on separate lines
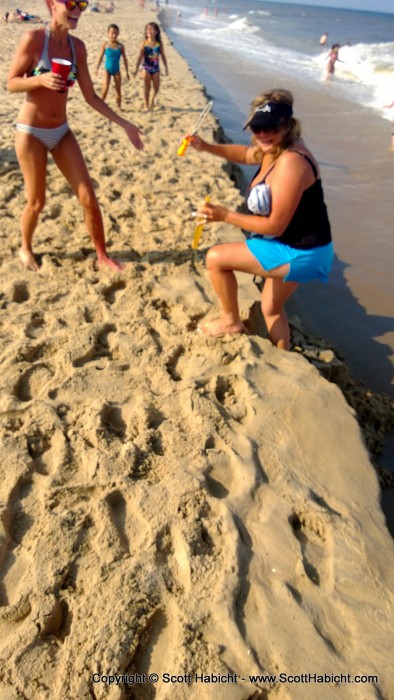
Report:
177,136,192,156
192,196,210,249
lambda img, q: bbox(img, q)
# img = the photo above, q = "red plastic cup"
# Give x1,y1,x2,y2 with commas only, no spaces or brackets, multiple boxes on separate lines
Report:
51,58,71,93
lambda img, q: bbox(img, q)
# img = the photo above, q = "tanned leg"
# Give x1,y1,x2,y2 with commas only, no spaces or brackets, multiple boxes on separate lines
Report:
260,277,299,350
14,130,48,271
52,130,123,270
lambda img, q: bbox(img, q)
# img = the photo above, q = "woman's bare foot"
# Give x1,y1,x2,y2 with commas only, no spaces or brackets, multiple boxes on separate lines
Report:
97,254,125,271
19,249,40,271
198,318,249,337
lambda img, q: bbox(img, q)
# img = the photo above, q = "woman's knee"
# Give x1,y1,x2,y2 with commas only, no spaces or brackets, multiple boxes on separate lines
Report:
206,245,227,272
78,183,99,212
26,194,45,215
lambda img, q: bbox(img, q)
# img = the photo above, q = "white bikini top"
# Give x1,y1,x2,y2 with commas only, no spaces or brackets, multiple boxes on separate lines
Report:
246,182,272,217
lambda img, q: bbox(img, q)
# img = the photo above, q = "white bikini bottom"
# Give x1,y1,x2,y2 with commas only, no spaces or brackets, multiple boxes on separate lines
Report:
15,122,69,150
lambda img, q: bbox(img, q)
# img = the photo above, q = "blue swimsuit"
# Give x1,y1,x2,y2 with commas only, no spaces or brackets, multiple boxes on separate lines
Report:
104,45,122,76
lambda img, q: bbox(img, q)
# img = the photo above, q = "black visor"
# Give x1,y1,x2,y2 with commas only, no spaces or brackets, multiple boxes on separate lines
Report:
244,102,293,131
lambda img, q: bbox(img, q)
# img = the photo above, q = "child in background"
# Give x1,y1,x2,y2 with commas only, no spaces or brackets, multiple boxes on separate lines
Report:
96,24,129,110
133,22,168,109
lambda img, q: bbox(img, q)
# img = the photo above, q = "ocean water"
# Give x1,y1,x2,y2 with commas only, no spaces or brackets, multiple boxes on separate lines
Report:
163,0,394,122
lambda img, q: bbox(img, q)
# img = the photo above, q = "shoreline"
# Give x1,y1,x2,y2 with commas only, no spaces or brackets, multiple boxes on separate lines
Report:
0,3,393,697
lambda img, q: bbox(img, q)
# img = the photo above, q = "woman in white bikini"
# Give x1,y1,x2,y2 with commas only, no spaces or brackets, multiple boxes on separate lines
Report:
7,0,144,271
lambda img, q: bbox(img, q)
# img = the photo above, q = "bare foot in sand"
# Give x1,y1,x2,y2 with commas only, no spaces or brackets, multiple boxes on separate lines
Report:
97,254,125,271
20,249,40,271
198,318,249,337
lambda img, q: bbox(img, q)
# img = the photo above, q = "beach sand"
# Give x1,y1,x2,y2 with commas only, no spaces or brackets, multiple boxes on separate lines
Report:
0,2,393,698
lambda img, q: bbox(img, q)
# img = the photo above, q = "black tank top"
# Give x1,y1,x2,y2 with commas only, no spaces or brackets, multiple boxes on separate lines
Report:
246,152,332,250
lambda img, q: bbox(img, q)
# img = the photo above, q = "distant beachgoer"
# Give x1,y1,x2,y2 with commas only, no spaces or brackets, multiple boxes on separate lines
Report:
383,98,394,152
133,22,168,110
319,32,328,45
15,8,44,21
324,43,342,81
96,23,129,109
7,0,144,272
100,1,114,12
187,89,334,349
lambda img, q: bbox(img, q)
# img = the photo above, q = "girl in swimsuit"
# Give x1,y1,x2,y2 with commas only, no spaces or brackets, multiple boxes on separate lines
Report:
133,22,168,110
96,24,129,110
7,0,143,272
188,89,334,351
324,43,342,81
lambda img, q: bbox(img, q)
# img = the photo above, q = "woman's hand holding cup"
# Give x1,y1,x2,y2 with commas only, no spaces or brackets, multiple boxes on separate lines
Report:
51,58,71,93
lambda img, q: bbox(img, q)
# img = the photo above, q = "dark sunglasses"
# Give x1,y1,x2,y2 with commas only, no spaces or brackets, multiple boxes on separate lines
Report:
250,124,279,135
60,0,89,11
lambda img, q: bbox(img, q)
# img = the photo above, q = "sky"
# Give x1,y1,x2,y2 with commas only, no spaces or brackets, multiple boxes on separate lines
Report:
272,0,394,14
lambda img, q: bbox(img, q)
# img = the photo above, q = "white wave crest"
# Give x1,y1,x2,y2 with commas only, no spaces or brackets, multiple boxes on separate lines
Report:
216,16,260,35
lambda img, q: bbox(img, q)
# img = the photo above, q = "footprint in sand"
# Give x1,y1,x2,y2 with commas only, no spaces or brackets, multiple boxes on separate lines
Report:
289,511,333,588
102,280,126,305
104,490,130,553
204,441,259,501
16,342,46,364
165,344,185,382
12,282,29,304
155,523,190,595
25,422,68,477
94,490,149,560
212,374,250,424
72,323,116,367
14,364,54,402
24,313,45,339
100,403,127,441
0,488,34,622
125,601,181,692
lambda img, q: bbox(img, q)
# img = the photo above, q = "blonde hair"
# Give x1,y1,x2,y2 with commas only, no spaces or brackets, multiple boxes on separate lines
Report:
249,89,302,160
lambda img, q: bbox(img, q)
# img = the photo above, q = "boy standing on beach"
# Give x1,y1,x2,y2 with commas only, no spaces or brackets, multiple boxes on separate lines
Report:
96,24,129,110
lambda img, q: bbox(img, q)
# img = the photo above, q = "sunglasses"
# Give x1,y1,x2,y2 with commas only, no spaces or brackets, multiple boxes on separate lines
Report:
250,124,279,135
59,0,89,11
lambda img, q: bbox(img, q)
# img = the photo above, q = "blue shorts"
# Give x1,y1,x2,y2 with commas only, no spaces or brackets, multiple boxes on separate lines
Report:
246,236,334,283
